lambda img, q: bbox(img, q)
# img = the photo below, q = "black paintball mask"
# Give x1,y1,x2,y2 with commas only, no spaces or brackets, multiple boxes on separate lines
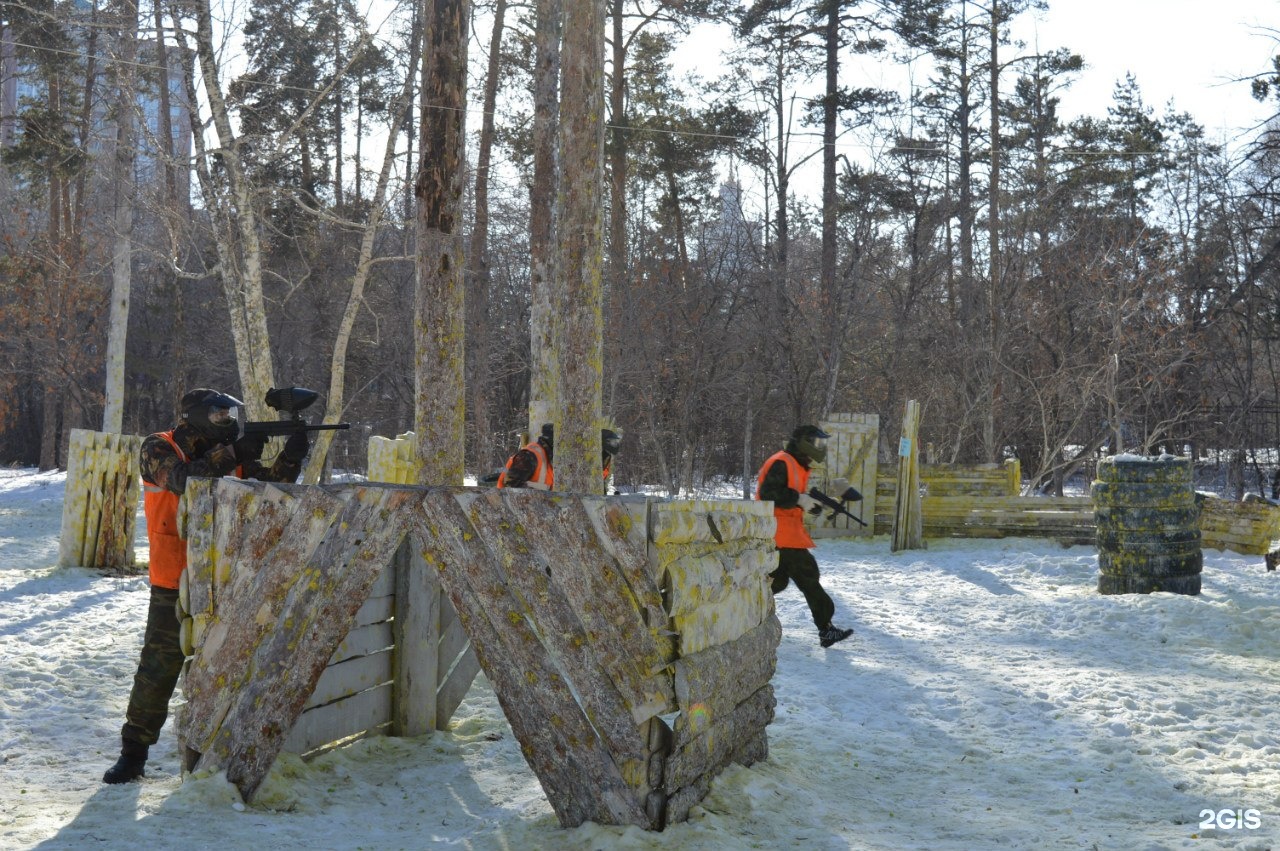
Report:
180,388,244,443
790,424,831,464
602,428,621,462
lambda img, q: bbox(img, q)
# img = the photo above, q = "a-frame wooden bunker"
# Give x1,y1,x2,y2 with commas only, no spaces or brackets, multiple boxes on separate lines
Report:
174,478,781,830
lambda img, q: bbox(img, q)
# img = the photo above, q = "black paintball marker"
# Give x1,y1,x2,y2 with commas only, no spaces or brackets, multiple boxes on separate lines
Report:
238,387,352,439
807,485,867,527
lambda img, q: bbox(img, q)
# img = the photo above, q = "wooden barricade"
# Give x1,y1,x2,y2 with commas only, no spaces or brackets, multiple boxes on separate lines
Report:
873,461,1094,543
57,429,143,570
366,431,417,484
174,481,780,831
1198,495,1280,565
808,413,878,538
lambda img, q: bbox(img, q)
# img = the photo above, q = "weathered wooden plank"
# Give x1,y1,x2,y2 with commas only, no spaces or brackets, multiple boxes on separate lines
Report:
523,494,674,723
81,449,107,567
182,478,218,617
664,726,770,825
332,621,394,664
671,613,781,745
580,498,673,662
457,489,654,765
184,484,421,800
435,642,481,729
208,478,266,592
57,430,92,567
306,650,394,709
435,586,482,728
355,594,394,627
282,682,393,755
671,582,770,655
417,489,652,829
664,685,775,794
393,537,440,736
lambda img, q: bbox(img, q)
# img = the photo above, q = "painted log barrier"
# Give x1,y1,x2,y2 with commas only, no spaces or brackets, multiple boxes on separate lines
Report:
174,479,779,830
1093,456,1202,596
57,429,143,569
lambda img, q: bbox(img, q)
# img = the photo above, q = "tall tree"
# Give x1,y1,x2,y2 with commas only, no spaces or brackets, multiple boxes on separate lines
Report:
414,0,469,485
554,0,605,492
102,0,140,433
466,0,509,469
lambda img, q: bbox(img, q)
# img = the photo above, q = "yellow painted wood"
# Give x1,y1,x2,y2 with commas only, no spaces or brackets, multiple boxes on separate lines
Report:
891,400,924,551
57,429,142,569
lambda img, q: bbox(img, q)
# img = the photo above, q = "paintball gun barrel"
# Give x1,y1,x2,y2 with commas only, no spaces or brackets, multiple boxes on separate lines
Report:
807,486,867,527
238,387,351,439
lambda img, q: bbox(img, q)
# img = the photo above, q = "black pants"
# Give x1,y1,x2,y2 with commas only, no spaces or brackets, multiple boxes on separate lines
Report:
770,547,835,629
120,586,184,748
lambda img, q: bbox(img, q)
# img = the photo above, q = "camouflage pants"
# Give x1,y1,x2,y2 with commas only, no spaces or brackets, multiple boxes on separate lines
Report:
770,547,835,629
120,585,184,747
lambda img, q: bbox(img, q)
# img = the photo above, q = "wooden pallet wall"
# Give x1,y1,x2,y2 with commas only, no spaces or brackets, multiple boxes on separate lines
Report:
57,429,143,570
174,480,780,831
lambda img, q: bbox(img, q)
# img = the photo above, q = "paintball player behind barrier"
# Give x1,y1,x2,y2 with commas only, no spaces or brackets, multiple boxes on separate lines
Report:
497,423,554,489
602,428,621,492
756,424,855,648
102,388,311,784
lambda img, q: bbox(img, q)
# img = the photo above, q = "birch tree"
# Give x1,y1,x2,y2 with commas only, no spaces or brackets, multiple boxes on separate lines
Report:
528,0,562,439
175,0,277,417
102,0,139,433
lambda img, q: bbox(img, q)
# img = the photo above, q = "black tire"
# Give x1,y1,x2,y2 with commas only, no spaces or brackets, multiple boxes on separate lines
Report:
1098,549,1202,577
1095,528,1201,550
1096,457,1193,485
1099,573,1201,595
1091,480,1196,508
1093,503,1202,529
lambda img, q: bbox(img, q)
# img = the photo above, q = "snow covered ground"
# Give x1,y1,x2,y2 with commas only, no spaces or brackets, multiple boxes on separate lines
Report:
2,467,1278,850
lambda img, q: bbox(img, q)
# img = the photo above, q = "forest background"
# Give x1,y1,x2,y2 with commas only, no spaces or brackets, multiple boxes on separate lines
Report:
3,0,1280,499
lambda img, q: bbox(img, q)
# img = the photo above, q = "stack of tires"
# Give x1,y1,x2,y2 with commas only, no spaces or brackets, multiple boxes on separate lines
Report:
1092,455,1201,596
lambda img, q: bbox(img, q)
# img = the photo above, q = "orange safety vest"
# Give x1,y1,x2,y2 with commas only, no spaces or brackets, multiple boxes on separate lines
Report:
755,450,814,549
142,431,242,589
496,441,553,490
142,431,188,590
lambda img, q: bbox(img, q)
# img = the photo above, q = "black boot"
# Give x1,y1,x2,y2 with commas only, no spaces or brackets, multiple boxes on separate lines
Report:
819,624,853,648
103,741,148,784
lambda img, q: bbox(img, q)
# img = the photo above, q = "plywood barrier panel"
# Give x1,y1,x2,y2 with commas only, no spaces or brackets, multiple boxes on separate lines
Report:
178,482,423,799
175,483,781,831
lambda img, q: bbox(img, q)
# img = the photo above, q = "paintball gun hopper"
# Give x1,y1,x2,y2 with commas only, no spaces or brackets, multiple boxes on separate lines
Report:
239,386,352,439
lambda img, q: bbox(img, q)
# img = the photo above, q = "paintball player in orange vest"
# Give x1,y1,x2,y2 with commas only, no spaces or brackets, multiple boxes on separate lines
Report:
102,388,310,784
756,424,854,648
497,423,554,489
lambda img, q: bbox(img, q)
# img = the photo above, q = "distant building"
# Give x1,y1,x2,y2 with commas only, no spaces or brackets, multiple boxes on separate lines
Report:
0,22,192,207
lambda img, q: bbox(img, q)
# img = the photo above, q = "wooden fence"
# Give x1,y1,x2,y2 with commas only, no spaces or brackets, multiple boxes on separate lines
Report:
174,480,779,831
58,429,143,570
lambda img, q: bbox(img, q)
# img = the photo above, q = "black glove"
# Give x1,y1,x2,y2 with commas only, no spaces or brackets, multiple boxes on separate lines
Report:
282,430,310,463
233,433,267,462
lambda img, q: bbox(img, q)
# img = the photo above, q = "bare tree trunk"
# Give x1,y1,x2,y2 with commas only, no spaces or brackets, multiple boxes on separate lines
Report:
985,1,1001,463
467,0,508,471
606,0,627,286
103,0,139,434
817,0,838,419
528,0,561,437
414,0,469,486
553,0,605,493
184,0,277,415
